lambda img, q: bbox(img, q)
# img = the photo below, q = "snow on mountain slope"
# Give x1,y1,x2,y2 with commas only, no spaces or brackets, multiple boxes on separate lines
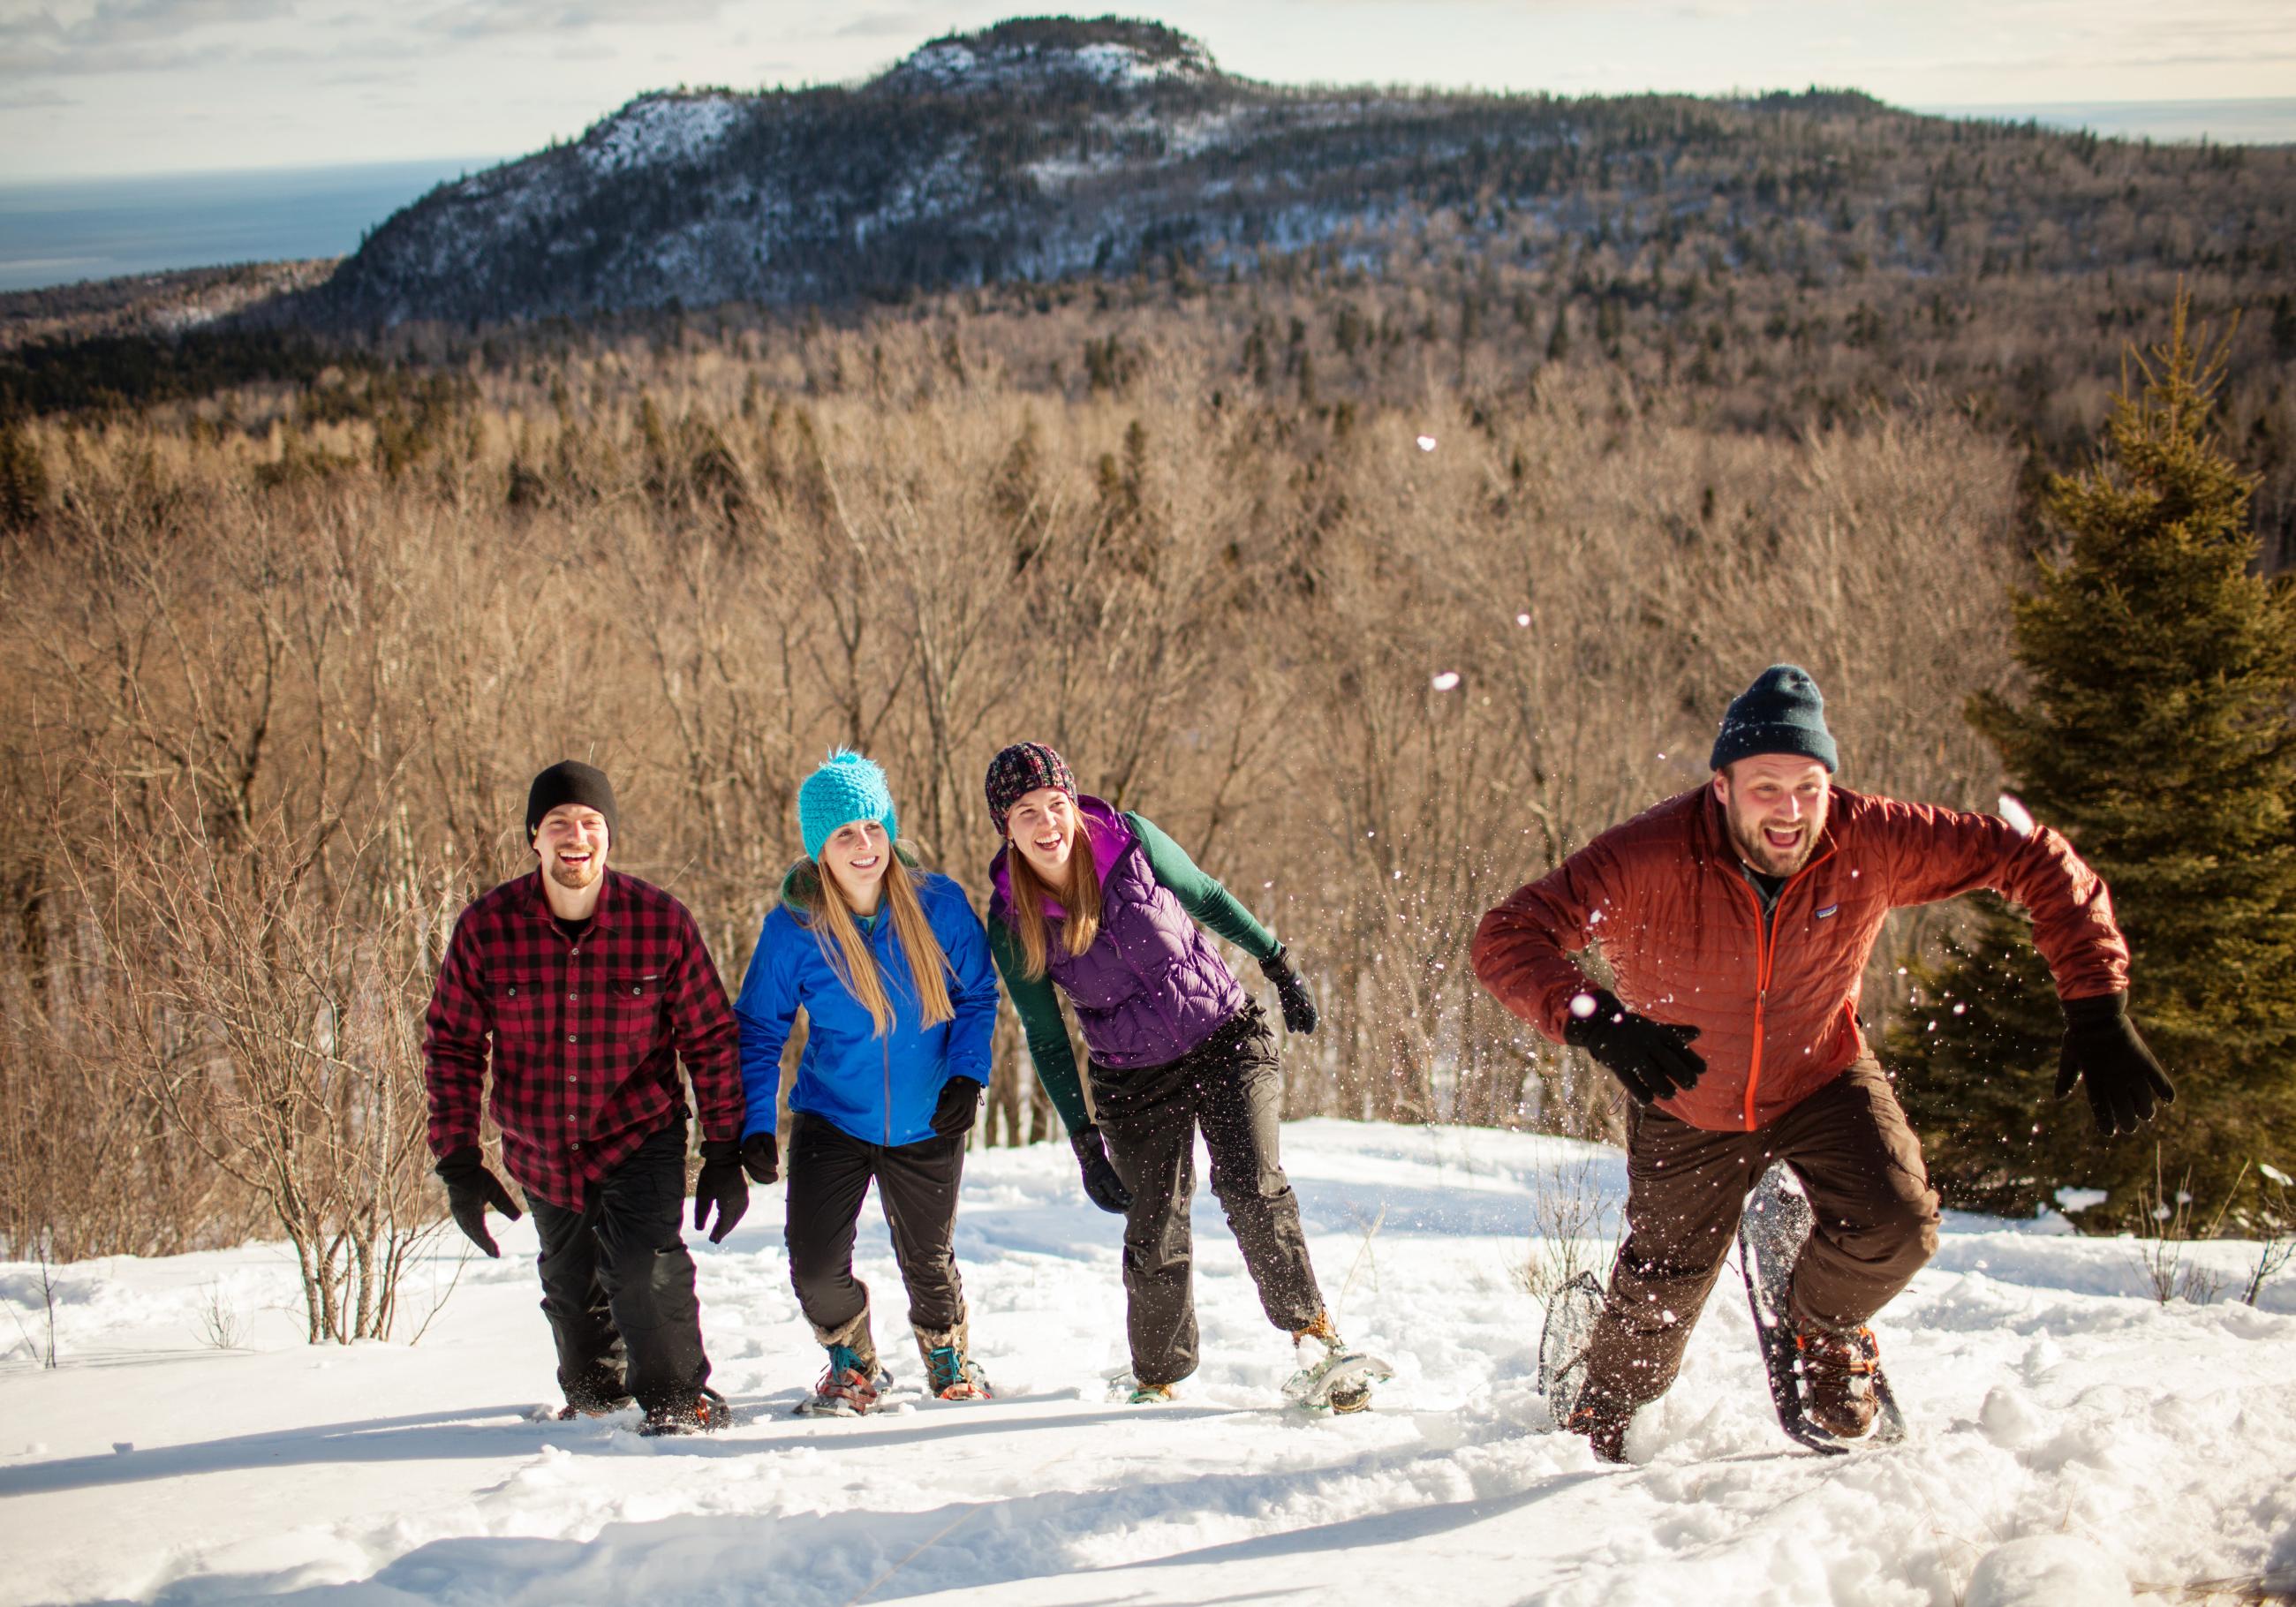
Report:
580,92,747,175
1,1120,2291,1605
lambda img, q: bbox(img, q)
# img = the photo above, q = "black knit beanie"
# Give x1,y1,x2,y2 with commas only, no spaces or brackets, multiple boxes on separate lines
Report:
985,743,1076,835
1710,665,1839,773
526,760,618,841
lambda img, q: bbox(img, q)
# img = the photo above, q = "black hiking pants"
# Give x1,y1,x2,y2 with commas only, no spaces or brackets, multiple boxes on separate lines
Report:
783,1112,968,1340
1092,1002,1324,1386
528,1122,712,1415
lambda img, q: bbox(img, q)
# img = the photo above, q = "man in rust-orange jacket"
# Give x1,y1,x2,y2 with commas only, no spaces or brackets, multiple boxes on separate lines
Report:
1472,665,2172,1460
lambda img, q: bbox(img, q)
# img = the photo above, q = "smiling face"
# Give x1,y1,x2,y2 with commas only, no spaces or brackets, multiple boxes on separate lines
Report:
1005,786,1078,881
819,819,890,912
533,804,609,891
1714,753,1831,878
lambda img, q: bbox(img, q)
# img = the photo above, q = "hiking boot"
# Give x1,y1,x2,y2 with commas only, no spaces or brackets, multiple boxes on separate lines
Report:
1128,1380,1176,1404
638,1384,729,1437
799,1344,885,1416
796,1304,888,1417
1795,1324,1883,1439
556,1362,631,1420
1563,1391,1632,1463
915,1313,992,1402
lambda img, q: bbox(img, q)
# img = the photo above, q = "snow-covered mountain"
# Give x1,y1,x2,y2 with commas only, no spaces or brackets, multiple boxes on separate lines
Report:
308,17,1897,326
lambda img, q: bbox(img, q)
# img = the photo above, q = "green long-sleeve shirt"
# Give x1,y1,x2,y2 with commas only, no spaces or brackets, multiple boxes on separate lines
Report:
989,811,1279,1132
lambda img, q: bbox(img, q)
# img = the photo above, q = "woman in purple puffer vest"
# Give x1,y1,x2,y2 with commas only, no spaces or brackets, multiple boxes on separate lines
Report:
984,742,1381,1410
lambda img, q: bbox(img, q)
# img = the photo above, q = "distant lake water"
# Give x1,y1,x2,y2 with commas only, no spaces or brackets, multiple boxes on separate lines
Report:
0,158,502,295
1915,97,2296,146
3,97,2292,298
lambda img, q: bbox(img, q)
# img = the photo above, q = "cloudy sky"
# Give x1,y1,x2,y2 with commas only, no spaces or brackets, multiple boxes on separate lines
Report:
5,0,2293,181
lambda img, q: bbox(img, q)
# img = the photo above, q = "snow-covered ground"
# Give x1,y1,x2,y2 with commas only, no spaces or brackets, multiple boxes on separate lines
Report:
3,1121,2292,1605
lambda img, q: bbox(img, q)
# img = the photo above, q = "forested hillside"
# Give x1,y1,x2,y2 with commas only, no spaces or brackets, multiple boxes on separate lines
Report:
1,15,2292,1271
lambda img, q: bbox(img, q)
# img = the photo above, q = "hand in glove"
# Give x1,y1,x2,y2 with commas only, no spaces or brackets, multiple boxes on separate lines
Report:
435,1145,522,1258
931,1076,982,1139
1258,944,1319,1035
692,1138,750,1244
740,1131,780,1186
1563,988,1706,1105
2057,992,2175,1136
1069,1124,1133,1214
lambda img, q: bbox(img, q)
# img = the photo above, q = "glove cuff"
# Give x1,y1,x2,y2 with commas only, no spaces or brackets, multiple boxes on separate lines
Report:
434,1144,482,1179
1069,1124,1103,1151
1561,989,1623,1045
2061,992,2129,1030
1258,944,1296,980
699,1137,743,1164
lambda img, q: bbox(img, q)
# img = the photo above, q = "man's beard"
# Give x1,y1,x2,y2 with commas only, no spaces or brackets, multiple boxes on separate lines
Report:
548,855,603,891
1726,803,1824,878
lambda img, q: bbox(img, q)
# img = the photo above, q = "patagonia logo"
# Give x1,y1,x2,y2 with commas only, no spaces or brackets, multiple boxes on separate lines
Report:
1815,905,1839,919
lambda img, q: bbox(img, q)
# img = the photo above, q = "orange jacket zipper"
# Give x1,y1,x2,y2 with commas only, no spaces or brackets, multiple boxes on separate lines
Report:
1724,844,1835,1130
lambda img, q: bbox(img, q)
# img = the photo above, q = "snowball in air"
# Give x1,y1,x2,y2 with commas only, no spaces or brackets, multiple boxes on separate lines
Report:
1998,794,2035,836
1431,671,1461,690
1416,435,1437,451
1568,992,1599,1019
1514,613,1530,627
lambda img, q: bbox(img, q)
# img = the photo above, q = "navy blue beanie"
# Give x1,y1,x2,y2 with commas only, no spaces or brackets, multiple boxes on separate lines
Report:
1710,665,1838,773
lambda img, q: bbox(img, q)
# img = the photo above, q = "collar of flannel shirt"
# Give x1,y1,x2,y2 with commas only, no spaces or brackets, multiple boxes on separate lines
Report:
520,864,623,934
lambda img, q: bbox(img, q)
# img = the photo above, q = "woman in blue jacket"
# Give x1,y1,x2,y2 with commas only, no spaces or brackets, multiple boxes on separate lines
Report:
736,751,1001,1415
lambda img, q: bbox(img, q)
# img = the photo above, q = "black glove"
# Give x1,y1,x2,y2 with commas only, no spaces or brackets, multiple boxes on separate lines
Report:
1562,988,1706,1105
435,1145,521,1258
1070,1124,1132,1214
2057,992,2175,1136
692,1138,750,1244
931,1077,982,1138
1258,944,1319,1035
740,1131,780,1186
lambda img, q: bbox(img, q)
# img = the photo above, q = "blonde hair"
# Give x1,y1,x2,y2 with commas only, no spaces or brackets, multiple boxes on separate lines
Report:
805,852,955,1035
1006,838,1103,981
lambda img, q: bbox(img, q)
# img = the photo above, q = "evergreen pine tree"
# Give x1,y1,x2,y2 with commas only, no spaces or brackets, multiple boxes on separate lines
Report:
1895,292,2296,1226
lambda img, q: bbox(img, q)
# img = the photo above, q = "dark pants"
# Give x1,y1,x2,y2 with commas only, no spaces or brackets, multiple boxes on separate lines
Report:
1584,1060,1942,1410
783,1112,968,1338
528,1123,711,1415
1092,1004,1324,1387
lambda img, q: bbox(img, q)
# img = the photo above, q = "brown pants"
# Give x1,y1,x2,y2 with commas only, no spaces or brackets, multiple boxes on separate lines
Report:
1583,1060,1941,1411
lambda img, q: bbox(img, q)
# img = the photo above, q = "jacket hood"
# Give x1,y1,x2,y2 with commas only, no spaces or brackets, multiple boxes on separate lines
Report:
779,842,923,919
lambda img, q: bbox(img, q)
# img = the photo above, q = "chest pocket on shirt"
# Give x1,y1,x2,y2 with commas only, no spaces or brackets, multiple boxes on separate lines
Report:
489,974,548,1043
606,971,664,1028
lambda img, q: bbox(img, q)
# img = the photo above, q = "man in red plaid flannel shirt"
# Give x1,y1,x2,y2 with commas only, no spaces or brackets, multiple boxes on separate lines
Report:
424,760,751,1435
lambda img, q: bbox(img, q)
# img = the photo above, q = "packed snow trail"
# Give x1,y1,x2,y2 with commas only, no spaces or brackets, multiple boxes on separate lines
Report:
2,1121,2292,1605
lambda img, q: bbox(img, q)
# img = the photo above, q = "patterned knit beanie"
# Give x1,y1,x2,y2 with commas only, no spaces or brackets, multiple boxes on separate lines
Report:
798,751,898,862
1710,664,1839,773
526,760,618,841
985,742,1076,836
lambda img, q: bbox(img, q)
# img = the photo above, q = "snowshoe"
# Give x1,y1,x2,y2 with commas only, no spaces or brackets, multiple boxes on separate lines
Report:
794,1345,891,1418
638,1385,731,1437
1536,1269,1606,1427
1106,1370,1175,1404
555,1397,631,1422
1738,1159,1907,1455
1282,1313,1393,1414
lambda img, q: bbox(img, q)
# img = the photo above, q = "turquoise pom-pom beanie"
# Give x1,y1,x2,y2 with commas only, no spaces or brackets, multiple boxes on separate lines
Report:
798,751,898,862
